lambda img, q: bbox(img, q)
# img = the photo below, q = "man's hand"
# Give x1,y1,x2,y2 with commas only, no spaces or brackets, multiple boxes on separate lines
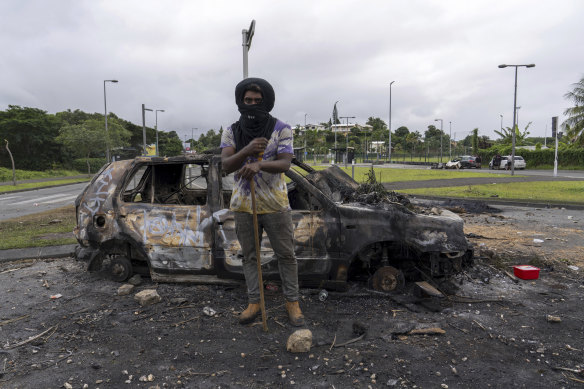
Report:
239,161,262,181
243,137,268,157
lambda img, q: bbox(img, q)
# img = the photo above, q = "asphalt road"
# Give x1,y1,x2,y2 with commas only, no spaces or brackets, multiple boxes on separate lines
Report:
0,182,88,221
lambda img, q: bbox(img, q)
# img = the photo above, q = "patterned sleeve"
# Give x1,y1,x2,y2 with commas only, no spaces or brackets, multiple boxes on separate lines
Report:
220,126,236,149
277,125,294,155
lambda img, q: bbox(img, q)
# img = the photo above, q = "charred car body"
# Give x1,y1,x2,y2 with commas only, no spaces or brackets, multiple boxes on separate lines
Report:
74,155,473,291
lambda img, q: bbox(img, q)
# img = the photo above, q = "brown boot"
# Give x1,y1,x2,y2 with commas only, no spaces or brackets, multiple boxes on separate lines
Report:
285,301,305,327
239,303,261,324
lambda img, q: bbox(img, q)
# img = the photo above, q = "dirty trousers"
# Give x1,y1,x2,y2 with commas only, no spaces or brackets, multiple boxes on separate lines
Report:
234,211,299,303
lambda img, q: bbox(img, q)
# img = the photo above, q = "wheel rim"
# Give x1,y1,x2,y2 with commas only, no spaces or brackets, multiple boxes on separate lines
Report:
371,266,405,292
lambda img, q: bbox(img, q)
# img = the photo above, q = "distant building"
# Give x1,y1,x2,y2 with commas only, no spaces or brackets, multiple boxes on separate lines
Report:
304,123,326,131
517,145,549,151
331,123,373,133
370,141,386,152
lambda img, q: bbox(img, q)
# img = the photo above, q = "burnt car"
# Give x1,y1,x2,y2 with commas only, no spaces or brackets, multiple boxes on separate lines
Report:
74,155,472,291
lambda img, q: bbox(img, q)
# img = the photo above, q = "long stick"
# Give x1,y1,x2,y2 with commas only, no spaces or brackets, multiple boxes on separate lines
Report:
250,160,268,332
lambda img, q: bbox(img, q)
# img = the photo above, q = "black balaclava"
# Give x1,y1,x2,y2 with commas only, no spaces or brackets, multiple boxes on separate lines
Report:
231,77,278,152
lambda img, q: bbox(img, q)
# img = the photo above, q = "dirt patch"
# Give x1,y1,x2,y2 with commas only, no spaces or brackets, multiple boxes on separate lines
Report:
461,208,584,269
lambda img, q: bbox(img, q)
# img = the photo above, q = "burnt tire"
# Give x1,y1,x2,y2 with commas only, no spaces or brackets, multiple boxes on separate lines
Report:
370,266,405,292
109,256,133,282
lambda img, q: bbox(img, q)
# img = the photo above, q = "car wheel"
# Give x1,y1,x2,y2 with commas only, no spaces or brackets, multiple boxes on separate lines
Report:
369,266,405,292
109,256,133,282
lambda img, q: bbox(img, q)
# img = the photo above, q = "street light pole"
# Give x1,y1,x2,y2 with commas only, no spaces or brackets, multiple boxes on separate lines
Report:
155,109,165,156
191,128,198,153
389,81,395,163
340,116,355,167
242,20,256,78
142,104,153,155
500,114,503,132
103,79,118,162
304,113,307,161
434,118,443,163
498,63,535,176
449,121,452,160
333,100,339,163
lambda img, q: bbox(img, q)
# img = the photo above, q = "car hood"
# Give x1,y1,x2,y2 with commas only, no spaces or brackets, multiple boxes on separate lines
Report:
303,166,470,254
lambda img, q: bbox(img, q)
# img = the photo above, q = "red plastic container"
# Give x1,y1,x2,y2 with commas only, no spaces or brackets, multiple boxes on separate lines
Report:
513,265,540,280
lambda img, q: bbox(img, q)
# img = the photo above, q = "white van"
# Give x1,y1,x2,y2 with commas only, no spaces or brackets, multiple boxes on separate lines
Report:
489,155,526,170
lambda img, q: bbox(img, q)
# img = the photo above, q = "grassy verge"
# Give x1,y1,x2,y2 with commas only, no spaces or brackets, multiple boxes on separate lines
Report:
296,165,513,183
0,178,90,193
401,181,584,203
0,206,77,250
0,167,83,181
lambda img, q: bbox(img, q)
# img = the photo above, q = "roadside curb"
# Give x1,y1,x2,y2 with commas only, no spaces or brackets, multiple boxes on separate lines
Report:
0,244,77,264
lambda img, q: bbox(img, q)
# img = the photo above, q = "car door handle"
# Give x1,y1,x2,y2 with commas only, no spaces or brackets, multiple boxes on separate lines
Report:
345,225,356,229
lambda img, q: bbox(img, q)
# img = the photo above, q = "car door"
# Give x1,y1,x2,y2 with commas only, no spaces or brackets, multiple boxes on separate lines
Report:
118,161,215,273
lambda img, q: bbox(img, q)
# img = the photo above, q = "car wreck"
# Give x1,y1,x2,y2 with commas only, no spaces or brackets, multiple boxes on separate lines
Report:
74,154,473,292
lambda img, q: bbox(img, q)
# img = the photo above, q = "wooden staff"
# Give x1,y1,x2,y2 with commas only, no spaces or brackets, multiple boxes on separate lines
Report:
250,153,268,331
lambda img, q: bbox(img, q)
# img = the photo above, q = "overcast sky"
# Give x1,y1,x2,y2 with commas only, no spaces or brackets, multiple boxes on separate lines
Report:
1,0,583,143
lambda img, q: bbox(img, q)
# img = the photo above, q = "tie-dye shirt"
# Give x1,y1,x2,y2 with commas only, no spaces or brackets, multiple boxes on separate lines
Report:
220,119,293,214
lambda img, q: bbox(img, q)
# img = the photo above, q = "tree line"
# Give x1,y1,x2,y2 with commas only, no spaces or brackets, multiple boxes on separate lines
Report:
1,76,582,172
0,106,183,172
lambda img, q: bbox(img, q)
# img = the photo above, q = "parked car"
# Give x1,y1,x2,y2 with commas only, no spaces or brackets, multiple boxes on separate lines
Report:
445,158,462,169
489,155,526,170
445,156,478,169
74,155,473,292
459,155,478,169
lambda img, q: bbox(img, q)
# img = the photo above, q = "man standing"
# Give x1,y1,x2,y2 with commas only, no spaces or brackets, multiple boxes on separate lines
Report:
220,77,304,327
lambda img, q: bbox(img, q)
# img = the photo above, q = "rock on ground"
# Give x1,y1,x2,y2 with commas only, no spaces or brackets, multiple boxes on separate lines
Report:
134,289,161,306
286,329,312,353
117,284,135,296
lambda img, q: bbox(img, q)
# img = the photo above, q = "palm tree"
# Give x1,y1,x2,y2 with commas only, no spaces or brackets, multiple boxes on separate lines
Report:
562,76,584,145
494,122,531,145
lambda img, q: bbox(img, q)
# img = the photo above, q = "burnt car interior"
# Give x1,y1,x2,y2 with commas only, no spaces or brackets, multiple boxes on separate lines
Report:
120,160,323,212
122,163,209,206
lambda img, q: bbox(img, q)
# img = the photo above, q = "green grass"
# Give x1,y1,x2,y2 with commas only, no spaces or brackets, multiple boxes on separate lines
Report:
401,181,584,203
0,167,83,182
0,206,77,250
0,178,90,193
296,165,512,183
